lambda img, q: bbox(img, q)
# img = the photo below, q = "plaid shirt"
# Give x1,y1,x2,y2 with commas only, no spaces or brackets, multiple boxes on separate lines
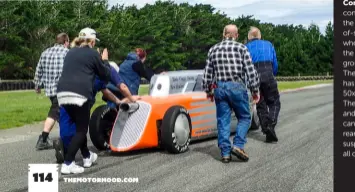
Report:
202,38,260,93
33,44,69,97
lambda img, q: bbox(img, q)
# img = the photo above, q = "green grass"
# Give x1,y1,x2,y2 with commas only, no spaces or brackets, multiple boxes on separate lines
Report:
277,80,333,90
0,80,332,129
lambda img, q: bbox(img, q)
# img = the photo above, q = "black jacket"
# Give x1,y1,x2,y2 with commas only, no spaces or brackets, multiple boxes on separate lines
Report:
57,46,111,99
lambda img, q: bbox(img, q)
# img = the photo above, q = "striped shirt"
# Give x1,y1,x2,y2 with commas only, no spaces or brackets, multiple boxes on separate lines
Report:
202,38,260,93
33,44,69,97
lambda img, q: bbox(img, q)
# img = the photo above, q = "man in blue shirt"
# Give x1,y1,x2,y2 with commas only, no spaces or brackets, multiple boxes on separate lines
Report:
245,26,280,143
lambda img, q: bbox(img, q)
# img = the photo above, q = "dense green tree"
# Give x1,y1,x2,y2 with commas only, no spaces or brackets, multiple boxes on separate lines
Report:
0,0,333,79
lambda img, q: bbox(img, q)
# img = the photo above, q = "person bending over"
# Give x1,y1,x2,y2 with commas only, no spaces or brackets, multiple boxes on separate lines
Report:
71,40,138,103
104,53,139,101
56,27,111,174
54,75,138,165
114,48,161,97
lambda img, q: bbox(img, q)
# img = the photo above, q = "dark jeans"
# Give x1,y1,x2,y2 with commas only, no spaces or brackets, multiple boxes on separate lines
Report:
62,101,91,162
214,81,251,157
254,62,281,131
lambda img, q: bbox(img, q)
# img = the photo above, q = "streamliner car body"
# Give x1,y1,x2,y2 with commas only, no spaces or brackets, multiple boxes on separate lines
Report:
89,70,260,154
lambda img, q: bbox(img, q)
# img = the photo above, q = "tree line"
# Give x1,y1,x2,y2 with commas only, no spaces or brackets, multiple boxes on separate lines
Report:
0,0,333,80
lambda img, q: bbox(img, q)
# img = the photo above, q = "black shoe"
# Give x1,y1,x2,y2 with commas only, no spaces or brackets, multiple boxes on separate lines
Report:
264,125,278,142
265,134,274,143
221,156,231,163
53,139,64,163
35,135,53,150
231,147,249,162
270,129,278,142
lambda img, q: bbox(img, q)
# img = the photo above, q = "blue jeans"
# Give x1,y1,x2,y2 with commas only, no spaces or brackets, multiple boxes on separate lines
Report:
214,81,251,157
59,107,76,154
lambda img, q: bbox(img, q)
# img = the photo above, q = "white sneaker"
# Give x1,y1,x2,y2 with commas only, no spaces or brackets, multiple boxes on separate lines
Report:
61,162,84,174
83,151,98,168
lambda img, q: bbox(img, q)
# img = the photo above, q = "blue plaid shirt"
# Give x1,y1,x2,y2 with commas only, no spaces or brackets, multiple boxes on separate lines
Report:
245,39,278,75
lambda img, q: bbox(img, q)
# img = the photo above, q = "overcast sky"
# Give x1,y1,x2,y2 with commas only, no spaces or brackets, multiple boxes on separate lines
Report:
108,0,333,33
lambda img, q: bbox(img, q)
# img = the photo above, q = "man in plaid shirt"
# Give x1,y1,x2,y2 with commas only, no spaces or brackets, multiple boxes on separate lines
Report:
33,33,70,150
202,24,260,163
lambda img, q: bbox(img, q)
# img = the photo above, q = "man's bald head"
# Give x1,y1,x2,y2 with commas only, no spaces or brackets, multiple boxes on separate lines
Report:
223,24,239,39
248,26,261,40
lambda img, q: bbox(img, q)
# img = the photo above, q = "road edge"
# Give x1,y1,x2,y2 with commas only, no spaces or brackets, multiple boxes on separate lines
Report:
280,83,333,94
2,83,333,131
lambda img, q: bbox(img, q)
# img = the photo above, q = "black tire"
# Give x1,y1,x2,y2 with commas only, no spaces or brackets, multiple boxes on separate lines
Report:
89,105,117,151
160,106,192,154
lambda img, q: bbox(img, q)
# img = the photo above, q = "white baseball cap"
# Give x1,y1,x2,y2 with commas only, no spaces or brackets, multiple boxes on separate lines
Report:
78,27,100,42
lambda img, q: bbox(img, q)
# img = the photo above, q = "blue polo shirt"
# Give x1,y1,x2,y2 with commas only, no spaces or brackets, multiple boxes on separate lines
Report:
245,39,278,75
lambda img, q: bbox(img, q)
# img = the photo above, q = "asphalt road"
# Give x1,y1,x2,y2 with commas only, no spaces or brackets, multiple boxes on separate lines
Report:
0,85,333,192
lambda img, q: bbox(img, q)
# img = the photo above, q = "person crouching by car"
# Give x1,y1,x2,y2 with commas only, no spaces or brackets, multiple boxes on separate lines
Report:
104,55,139,101
56,27,111,174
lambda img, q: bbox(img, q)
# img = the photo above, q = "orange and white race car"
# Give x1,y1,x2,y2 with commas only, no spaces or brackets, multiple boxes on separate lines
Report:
89,70,260,154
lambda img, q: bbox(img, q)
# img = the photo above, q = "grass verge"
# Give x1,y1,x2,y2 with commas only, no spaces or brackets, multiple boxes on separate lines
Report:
0,80,332,129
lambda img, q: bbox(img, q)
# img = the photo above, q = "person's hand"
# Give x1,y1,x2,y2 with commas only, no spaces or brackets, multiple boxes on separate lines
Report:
141,57,146,63
115,98,122,105
134,96,142,100
252,92,260,104
101,48,108,60
207,93,214,102
129,95,142,103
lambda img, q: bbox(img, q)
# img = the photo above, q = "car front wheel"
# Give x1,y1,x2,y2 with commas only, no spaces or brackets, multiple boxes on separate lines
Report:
89,105,117,151
160,106,192,154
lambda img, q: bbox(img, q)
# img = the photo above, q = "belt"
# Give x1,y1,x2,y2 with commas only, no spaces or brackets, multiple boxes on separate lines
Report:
254,61,273,65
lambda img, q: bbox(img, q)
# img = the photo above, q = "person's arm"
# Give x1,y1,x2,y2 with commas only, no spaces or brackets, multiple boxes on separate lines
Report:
93,49,111,83
121,95,141,103
109,66,136,102
242,47,260,95
132,61,154,81
118,83,136,102
101,89,121,105
33,53,44,92
202,47,214,93
272,46,278,76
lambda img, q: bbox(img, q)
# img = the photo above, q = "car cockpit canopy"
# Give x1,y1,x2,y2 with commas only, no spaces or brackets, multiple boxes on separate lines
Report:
149,70,204,97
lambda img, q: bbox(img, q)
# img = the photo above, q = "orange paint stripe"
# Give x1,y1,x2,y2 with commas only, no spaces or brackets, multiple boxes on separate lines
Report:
192,131,211,137
192,118,215,126
189,110,215,117
189,103,214,109
193,125,215,132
